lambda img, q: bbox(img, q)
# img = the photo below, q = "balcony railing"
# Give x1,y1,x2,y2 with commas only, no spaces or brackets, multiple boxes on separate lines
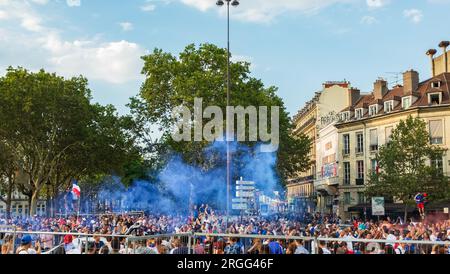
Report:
314,177,340,189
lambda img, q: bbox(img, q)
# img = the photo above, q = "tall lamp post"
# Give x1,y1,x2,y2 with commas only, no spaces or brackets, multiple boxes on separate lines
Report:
216,0,239,221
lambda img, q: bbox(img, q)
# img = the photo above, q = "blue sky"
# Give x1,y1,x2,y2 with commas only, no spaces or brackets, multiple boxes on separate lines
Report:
1,0,449,117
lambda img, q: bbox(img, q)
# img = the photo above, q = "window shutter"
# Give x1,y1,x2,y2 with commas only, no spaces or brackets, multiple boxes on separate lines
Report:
429,120,443,138
370,129,378,146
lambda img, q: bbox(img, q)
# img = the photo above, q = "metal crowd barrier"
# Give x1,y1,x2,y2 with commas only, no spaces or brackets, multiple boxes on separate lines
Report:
193,233,317,254
0,230,133,254
314,237,450,254
126,233,193,254
2,230,449,255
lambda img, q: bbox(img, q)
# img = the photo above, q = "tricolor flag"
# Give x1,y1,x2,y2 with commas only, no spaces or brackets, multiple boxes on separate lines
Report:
72,180,81,200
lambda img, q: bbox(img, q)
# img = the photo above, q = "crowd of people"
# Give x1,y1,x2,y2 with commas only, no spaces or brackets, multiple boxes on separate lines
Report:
1,204,449,254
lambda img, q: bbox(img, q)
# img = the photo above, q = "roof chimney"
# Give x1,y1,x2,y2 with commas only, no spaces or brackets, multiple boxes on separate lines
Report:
347,88,360,107
373,78,388,100
426,49,437,77
439,41,449,73
403,70,419,95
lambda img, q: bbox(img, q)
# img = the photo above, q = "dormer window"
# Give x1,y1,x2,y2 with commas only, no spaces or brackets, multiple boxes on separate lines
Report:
340,111,350,122
431,81,441,88
369,105,378,116
402,96,412,109
428,92,442,105
355,108,364,119
384,101,394,113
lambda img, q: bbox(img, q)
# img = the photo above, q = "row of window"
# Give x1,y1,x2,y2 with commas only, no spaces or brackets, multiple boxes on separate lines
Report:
342,156,443,186
341,91,443,122
0,204,46,216
342,120,444,156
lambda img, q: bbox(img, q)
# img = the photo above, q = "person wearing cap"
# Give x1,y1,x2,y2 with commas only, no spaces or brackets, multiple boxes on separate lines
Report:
64,235,76,254
16,235,41,254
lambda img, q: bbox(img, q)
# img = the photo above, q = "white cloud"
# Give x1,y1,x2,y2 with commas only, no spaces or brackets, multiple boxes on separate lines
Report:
0,0,45,32
141,0,156,12
30,0,49,5
119,22,134,31
66,0,81,7
403,9,423,24
361,15,378,25
43,36,145,84
141,0,173,11
179,0,354,23
0,0,146,84
366,0,390,9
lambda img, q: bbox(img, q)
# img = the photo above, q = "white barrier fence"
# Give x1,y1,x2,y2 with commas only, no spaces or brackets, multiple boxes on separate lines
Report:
1,230,450,254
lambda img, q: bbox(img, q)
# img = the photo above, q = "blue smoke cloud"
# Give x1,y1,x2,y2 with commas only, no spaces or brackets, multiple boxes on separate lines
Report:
95,141,281,214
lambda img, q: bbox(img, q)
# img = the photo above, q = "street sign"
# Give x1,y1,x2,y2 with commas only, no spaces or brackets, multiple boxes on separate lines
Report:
372,197,385,216
236,180,255,185
232,198,247,203
236,185,255,191
444,207,449,214
236,191,255,198
232,204,248,210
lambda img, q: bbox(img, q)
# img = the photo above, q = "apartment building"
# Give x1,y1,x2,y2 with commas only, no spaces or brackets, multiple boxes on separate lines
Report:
334,42,450,219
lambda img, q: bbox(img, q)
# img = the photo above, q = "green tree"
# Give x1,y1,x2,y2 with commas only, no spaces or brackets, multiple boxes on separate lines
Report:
366,115,449,220
132,43,311,184
0,67,140,216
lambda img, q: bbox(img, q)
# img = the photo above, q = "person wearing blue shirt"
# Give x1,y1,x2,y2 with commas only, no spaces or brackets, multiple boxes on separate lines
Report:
268,239,283,254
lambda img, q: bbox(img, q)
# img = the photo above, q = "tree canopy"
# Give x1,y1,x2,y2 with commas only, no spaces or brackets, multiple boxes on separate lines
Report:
131,43,311,184
0,67,139,215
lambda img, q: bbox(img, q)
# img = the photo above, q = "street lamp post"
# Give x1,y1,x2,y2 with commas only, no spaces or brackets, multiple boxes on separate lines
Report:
216,0,239,221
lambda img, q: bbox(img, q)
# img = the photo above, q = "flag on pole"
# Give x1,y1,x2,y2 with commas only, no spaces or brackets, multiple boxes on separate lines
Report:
72,180,81,200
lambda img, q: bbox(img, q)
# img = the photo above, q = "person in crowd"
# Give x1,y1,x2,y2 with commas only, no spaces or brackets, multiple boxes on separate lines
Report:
1,207,449,255
16,235,41,254
224,237,241,254
248,238,263,254
1,234,14,254
318,241,331,254
294,240,309,254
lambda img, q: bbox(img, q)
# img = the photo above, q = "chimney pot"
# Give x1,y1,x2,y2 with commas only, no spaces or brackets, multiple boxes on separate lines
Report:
427,49,437,76
438,41,450,49
426,49,437,56
438,41,449,73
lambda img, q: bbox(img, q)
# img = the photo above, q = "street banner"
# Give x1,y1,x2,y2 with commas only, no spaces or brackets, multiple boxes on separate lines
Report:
372,197,385,216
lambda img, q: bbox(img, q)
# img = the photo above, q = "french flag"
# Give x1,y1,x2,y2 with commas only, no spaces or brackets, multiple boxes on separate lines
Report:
72,180,81,200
